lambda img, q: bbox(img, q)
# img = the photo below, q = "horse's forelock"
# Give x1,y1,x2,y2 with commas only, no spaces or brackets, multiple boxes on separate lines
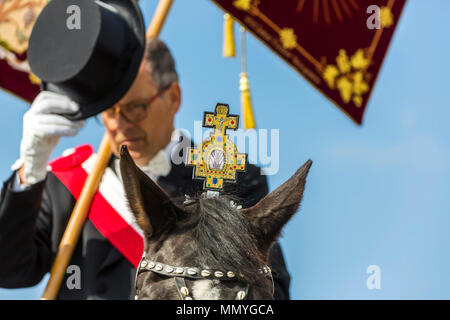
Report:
174,196,266,285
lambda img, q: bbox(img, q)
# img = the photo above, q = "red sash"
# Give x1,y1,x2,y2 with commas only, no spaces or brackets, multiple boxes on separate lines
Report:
49,144,144,268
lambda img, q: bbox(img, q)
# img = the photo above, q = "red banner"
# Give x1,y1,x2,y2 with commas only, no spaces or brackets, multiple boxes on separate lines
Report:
0,50,40,102
211,0,407,124
0,0,46,103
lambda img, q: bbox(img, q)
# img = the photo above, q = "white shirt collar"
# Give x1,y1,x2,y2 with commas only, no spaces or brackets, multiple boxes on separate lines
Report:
114,128,184,182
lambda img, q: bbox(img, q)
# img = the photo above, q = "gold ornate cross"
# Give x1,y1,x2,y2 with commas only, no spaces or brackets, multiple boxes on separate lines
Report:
187,103,246,191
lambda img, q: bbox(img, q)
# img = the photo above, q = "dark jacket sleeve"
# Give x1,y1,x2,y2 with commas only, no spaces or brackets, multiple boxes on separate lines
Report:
234,164,291,300
0,172,52,288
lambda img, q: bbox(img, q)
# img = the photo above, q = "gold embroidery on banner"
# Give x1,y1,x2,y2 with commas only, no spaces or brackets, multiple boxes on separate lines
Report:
0,0,48,54
296,0,360,23
233,0,252,11
0,0,46,86
28,71,41,85
279,28,297,50
322,49,370,107
367,0,396,61
380,6,394,28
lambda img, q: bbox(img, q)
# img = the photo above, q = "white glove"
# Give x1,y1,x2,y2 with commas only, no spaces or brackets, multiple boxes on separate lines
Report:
12,91,85,185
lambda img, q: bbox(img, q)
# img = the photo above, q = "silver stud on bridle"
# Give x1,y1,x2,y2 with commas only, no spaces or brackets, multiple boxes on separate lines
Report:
134,253,274,300
201,270,211,277
236,290,247,300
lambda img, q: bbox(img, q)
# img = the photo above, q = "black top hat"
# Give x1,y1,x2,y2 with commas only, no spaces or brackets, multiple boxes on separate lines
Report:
28,0,146,120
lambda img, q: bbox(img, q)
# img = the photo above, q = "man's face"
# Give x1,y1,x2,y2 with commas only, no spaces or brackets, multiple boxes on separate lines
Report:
102,60,181,166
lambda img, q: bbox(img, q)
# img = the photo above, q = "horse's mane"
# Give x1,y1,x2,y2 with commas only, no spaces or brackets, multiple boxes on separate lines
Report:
173,195,266,285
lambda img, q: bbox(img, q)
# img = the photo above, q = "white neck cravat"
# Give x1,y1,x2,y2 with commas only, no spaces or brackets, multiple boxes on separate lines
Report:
114,129,185,182
114,148,171,183
138,149,171,179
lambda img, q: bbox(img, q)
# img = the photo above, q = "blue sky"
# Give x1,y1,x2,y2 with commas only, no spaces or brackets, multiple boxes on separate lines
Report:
1,0,450,299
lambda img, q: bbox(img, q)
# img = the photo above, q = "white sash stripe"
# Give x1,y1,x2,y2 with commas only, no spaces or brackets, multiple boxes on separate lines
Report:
81,154,144,239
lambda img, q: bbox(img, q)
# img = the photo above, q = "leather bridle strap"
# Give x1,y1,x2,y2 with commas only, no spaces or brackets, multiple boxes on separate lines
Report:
134,254,273,300
138,259,244,281
174,277,193,300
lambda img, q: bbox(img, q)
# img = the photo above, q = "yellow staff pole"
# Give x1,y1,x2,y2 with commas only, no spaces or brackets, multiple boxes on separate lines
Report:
40,0,175,300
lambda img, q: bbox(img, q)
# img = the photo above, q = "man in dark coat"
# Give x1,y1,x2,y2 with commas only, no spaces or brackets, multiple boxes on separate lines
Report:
0,38,290,300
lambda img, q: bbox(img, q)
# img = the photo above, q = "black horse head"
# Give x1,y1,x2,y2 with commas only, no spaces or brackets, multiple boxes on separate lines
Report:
120,145,312,300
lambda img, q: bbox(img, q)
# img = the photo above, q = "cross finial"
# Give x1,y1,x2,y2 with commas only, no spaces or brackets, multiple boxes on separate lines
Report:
203,103,239,135
187,103,246,191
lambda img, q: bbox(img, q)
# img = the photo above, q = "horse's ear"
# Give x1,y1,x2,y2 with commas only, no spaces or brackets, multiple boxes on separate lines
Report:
241,160,312,253
120,145,174,238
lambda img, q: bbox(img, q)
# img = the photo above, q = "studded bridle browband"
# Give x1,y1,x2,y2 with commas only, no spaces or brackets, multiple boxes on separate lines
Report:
134,252,274,300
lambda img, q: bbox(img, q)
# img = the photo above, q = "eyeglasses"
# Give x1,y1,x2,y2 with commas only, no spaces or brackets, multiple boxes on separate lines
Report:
104,90,165,124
